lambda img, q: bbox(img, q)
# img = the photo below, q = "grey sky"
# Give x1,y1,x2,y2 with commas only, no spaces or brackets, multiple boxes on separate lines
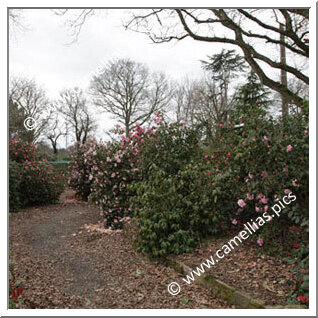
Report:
10,9,227,99
9,9,231,145
9,8,308,146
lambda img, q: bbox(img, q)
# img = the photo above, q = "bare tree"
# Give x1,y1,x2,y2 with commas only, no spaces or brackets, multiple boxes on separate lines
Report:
9,9,27,39
90,58,172,136
57,87,96,144
173,76,233,141
45,113,66,155
125,9,308,109
9,77,52,142
52,9,97,44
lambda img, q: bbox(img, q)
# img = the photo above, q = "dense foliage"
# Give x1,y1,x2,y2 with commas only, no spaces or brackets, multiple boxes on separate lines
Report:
9,138,65,210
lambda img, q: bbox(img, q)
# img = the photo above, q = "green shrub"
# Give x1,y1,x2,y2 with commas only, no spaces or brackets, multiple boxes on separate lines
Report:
138,121,201,178
69,140,97,201
130,162,231,258
9,138,65,208
9,160,22,211
19,161,64,206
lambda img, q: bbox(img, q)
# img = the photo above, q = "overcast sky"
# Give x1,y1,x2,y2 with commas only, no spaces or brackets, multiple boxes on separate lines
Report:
10,9,234,145
10,9,229,98
10,9,307,146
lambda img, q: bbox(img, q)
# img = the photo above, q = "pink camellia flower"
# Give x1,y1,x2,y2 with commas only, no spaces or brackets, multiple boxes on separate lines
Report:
182,122,187,126
211,154,216,159
292,179,299,187
255,206,260,213
260,197,269,204
248,173,254,179
228,152,232,158
264,205,269,212
125,137,130,142
304,130,308,135
228,121,232,126
219,123,223,128
257,238,263,246
286,145,293,152
263,136,269,141
36,166,40,170
246,193,254,201
256,193,264,200
204,154,208,159
261,171,268,178
267,215,273,221
232,219,238,225
284,188,292,194
237,199,247,208
25,166,28,171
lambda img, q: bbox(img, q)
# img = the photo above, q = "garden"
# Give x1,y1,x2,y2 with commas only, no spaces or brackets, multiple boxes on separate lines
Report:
9,105,309,308
8,7,310,312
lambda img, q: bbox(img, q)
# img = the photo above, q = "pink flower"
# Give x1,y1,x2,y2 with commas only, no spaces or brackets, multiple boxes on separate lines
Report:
304,130,308,135
36,166,40,170
246,193,254,200
183,122,187,126
25,166,28,170
204,154,208,159
125,137,130,142
256,193,264,200
237,199,246,208
248,173,254,179
227,152,232,158
232,219,238,225
257,238,263,246
264,205,269,212
260,197,269,204
227,121,232,126
219,123,223,128
261,171,268,178
263,136,269,141
255,206,260,212
286,145,293,152
292,179,299,187
284,188,292,194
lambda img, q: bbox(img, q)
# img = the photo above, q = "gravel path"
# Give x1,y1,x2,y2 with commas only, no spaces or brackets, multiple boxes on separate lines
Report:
9,198,230,309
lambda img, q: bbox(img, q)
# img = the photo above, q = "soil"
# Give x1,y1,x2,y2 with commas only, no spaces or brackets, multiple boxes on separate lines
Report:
9,190,230,309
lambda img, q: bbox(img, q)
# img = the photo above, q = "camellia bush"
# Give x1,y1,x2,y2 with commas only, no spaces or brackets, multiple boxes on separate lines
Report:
69,139,99,201
9,138,65,210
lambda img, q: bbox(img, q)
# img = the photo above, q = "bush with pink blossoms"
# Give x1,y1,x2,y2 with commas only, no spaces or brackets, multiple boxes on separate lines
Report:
9,138,65,210
216,113,309,248
69,139,99,201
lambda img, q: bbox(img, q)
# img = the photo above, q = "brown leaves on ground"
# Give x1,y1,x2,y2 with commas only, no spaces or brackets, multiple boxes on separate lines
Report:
175,237,297,306
9,194,229,309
